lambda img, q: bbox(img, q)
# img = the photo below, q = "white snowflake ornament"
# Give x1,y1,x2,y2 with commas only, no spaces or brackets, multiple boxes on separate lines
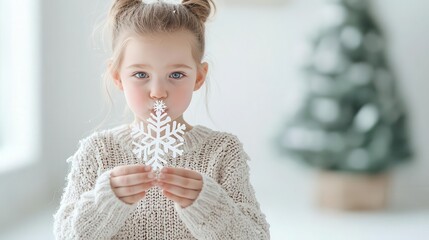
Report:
130,100,186,171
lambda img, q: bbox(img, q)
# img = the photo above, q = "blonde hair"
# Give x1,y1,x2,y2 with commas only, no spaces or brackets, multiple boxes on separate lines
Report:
92,0,216,132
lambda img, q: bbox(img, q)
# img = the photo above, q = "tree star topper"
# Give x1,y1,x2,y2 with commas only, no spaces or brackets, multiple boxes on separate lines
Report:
130,100,187,171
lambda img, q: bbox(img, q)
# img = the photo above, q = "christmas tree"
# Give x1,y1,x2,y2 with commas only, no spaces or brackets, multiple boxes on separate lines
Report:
276,0,413,173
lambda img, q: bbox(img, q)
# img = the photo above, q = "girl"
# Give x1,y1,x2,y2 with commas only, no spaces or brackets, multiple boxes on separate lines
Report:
53,0,270,239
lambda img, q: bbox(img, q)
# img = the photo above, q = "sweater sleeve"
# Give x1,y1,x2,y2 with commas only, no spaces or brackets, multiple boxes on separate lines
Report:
174,135,271,240
53,137,139,239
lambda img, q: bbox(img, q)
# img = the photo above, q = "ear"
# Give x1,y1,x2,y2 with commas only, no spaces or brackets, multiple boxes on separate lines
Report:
194,62,208,91
109,60,124,91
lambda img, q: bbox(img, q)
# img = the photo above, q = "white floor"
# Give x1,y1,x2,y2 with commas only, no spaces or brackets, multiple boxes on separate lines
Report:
0,207,55,240
266,204,429,240
1,205,428,240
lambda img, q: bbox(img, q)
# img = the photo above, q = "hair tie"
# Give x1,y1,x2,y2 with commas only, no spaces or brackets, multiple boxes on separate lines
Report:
143,0,181,4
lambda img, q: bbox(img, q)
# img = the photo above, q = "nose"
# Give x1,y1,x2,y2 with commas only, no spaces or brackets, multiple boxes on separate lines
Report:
149,80,168,100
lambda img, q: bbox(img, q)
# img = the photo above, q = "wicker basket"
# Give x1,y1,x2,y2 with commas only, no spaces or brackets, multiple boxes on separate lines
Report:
317,170,390,211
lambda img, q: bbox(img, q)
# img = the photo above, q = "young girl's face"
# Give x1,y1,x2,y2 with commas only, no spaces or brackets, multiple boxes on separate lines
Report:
111,30,208,124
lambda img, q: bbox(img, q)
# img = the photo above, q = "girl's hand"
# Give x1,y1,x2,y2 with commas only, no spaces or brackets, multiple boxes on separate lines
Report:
110,164,157,205
155,167,203,208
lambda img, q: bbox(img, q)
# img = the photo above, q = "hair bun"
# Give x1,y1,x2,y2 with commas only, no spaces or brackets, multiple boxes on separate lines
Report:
182,0,215,23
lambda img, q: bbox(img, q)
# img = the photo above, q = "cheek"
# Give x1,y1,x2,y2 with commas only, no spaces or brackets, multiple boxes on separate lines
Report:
122,83,148,113
171,85,194,112
176,91,192,107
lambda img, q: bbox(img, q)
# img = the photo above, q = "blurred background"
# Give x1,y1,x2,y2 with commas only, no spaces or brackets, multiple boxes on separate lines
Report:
0,0,428,239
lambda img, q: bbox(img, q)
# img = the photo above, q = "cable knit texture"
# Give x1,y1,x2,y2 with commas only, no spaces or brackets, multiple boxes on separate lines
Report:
53,124,270,239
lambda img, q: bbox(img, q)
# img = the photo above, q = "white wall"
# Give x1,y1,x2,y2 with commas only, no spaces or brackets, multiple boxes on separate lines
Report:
371,0,429,209
188,0,429,211
1,0,428,236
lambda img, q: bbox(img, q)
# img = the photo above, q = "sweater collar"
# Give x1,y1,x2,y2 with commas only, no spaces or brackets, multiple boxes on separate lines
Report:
109,123,213,156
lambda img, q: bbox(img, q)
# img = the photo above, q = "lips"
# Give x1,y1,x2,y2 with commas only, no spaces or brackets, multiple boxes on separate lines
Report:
150,108,168,113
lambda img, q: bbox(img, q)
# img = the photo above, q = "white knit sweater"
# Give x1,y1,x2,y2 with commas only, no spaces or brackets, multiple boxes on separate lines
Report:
53,124,270,239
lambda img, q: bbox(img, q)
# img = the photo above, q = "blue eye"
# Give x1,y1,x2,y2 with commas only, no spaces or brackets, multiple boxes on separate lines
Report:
170,72,185,79
133,72,148,79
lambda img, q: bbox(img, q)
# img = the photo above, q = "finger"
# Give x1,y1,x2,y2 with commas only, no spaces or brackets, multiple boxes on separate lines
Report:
119,191,147,205
163,190,193,208
158,173,202,190
114,181,156,197
111,172,156,187
111,164,151,177
161,167,202,180
160,183,200,200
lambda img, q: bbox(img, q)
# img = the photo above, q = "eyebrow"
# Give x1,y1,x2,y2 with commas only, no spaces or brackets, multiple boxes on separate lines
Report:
126,63,193,70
